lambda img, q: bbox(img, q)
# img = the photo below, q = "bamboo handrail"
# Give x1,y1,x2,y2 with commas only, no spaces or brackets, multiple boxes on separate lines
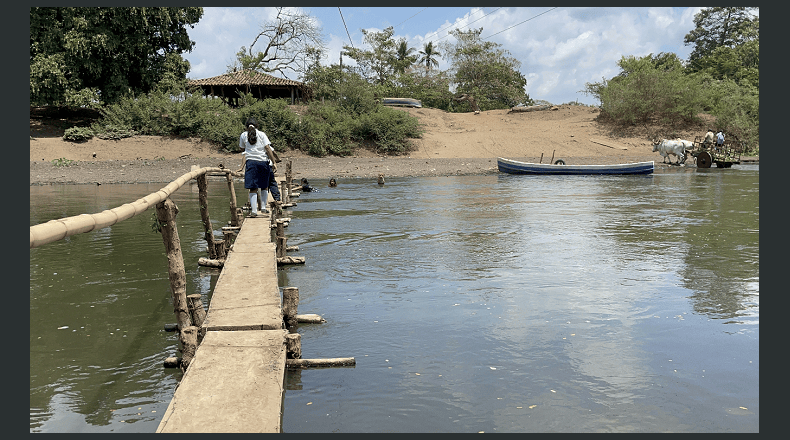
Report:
30,167,242,249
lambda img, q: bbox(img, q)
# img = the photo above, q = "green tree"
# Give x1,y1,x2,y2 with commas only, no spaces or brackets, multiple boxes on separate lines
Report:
684,7,758,65
30,7,203,107
394,38,418,75
693,41,759,88
343,26,398,85
418,41,441,71
441,28,527,110
393,67,453,110
582,54,705,125
231,8,325,79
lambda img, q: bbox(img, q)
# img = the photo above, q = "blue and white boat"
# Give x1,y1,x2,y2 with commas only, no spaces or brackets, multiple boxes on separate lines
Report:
497,157,654,175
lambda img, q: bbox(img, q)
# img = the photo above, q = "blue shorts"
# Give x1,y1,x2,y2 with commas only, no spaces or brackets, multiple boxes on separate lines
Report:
244,160,272,189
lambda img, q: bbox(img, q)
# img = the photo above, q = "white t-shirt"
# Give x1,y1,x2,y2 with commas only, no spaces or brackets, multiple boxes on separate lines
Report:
239,129,272,163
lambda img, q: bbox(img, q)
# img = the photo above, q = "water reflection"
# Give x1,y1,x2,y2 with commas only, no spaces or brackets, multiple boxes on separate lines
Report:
31,170,758,433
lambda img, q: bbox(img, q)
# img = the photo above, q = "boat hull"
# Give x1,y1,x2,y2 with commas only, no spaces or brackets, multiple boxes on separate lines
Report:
497,158,654,175
381,98,422,108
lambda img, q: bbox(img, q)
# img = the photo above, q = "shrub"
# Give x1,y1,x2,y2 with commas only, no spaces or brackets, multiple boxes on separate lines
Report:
354,107,423,155
62,126,94,142
90,123,136,140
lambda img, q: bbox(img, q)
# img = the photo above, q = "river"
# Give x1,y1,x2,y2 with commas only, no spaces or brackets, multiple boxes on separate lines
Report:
30,164,759,432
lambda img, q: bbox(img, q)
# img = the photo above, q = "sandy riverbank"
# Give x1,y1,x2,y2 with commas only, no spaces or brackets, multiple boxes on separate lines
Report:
30,105,730,186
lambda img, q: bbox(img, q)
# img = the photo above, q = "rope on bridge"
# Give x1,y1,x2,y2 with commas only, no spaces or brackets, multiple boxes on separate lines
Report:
30,167,241,249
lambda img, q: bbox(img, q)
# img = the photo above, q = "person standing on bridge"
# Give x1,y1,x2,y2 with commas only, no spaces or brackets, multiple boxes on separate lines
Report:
238,117,280,217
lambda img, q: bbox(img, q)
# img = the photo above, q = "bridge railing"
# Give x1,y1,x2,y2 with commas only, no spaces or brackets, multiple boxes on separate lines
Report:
30,166,242,249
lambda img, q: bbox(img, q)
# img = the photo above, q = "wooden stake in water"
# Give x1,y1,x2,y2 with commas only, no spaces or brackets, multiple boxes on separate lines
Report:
197,174,218,259
225,172,241,227
285,333,301,359
282,287,299,327
155,198,191,331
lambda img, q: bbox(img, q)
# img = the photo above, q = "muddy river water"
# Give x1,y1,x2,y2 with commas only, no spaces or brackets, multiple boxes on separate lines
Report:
30,164,759,432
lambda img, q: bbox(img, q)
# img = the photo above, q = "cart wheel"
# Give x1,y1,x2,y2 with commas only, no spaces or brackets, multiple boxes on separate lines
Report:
696,151,712,168
554,159,565,165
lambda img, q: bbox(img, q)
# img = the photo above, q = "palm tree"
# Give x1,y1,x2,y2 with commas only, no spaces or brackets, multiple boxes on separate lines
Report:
418,41,441,71
395,38,417,74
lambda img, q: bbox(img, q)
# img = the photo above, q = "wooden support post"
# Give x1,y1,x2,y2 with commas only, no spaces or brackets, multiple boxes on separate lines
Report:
276,220,287,258
286,358,356,368
197,174,217,259
285,161,293,202
213,239,226,260
187,294,207,329
282,287,299,327
155,198,191,331
222,229,237,252
280,181,288,205
285,333,301,359
226,172,241,227
179,326,199,372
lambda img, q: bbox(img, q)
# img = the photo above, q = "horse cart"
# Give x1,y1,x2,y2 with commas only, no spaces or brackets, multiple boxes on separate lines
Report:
687,136,743,168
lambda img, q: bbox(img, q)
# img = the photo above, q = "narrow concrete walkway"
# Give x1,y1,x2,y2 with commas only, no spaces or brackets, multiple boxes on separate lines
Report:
156,215,287,433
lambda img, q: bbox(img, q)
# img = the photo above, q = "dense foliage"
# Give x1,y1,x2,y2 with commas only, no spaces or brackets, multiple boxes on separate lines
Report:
91,87,422,157
583,7,759,153
30,7,203,107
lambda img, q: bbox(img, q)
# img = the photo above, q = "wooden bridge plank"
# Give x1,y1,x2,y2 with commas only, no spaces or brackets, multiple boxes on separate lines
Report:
156,329,288,433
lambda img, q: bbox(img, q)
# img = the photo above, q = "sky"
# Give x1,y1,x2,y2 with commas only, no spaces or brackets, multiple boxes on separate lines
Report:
181,6,706,106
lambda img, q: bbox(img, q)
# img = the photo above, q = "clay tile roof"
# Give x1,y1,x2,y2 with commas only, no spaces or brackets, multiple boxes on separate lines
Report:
188,69,304,87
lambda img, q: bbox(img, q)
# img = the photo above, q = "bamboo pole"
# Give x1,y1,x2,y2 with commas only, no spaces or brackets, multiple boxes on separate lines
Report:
155,198,192,331
197,174,217,260
30,167,234,248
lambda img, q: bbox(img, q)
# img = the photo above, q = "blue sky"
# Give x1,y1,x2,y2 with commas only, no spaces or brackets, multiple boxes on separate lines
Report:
182,7,706,106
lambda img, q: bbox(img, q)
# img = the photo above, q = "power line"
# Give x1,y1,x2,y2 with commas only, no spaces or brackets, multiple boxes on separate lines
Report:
338,7,354,49
482,7,559,40
433,7,504,43
425,7,490,41
394,7,428,29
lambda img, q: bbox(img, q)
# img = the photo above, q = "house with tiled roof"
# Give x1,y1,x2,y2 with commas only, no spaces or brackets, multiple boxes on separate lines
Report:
187,69,309,107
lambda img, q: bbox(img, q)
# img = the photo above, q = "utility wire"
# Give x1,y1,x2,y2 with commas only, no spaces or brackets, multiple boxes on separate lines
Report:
338,7,354,49
394,7,428,29
424,7,489,40
482,7,558,40
433,7,503,43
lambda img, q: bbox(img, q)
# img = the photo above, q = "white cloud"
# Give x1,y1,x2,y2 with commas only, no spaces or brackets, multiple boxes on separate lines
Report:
183,7,706,105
